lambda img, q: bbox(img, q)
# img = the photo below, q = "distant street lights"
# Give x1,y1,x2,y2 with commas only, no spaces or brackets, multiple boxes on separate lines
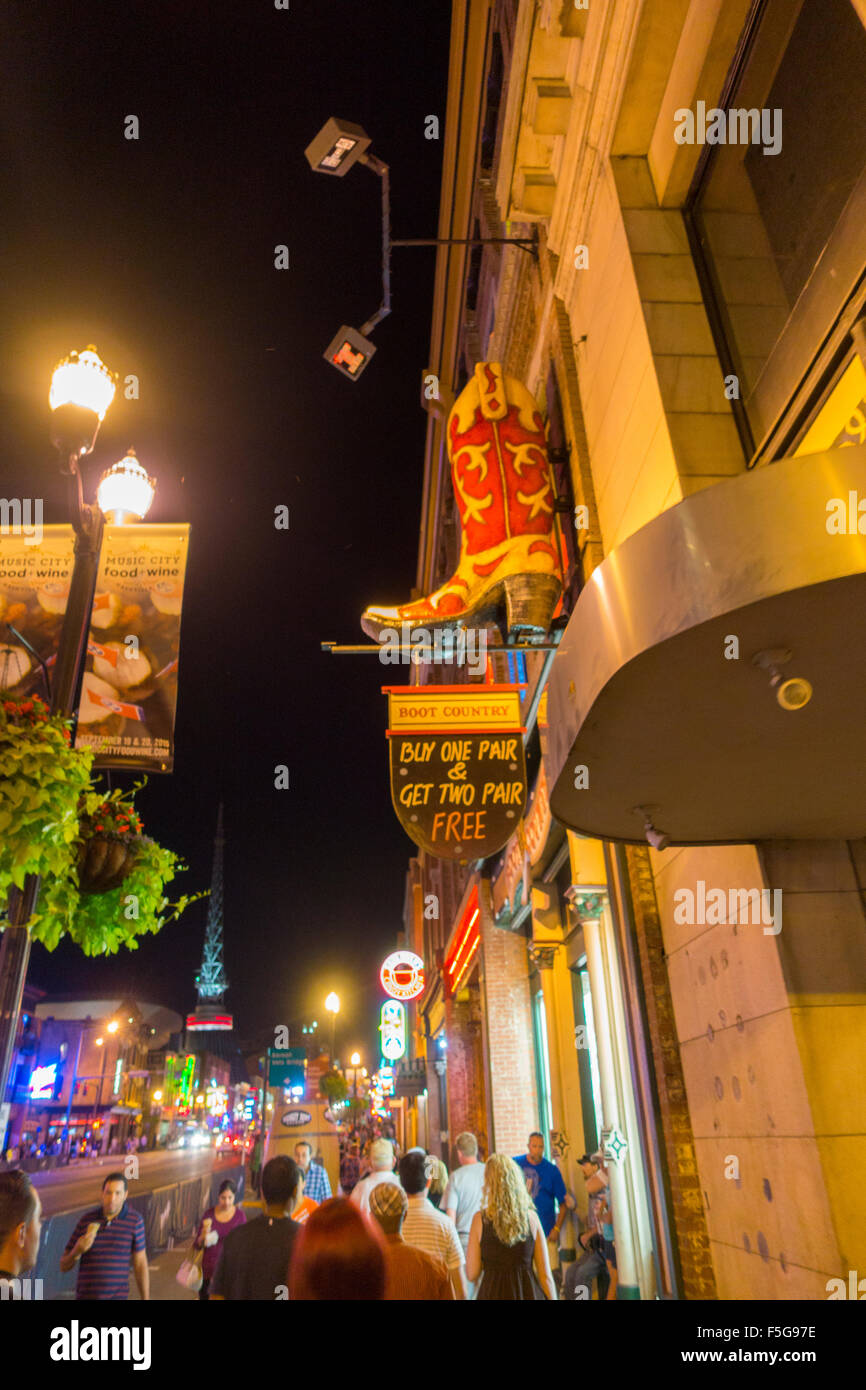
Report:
0,346,158,1116
348,1051,362,1103
325,992,340,1064
89,1016,119,1152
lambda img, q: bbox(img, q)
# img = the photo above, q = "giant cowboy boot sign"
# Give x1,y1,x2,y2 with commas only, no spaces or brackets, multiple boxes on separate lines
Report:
361,362,563,643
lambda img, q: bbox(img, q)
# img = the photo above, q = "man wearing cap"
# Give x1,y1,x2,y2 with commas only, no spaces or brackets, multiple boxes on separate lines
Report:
368,1182,452,1300
349,1137,399,1216
576,1152,615,1298
576,1152,609,1236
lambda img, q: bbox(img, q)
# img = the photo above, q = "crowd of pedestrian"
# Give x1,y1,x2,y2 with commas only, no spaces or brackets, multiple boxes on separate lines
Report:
4,1130,150,1168
0,1128,617,1301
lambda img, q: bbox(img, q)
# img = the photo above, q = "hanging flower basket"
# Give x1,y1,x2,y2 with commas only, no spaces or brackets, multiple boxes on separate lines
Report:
0,728,207,954
77,833,142,894
76,795,145,895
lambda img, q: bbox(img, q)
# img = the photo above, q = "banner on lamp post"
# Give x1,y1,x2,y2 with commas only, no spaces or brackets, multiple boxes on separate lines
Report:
0,523,189,773
74,524,190,772
384,684,527,862
0,524,76,698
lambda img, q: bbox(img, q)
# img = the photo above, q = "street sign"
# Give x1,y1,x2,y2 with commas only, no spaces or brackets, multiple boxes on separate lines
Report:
267,1048,306,1090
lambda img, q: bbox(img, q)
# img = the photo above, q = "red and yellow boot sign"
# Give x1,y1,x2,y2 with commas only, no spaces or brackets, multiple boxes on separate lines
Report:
361,362,563,641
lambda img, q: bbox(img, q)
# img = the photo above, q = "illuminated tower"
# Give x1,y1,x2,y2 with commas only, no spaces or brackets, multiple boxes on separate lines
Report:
186,803,233,1032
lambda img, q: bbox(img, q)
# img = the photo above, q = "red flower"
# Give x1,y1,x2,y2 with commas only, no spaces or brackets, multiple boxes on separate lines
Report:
94,824,103,832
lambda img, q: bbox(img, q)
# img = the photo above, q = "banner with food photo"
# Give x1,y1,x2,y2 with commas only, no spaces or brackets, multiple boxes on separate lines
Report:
0,525,76,698
74,524,189,772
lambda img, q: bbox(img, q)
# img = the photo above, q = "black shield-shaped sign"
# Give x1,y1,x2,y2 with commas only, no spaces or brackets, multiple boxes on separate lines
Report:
385,685,527,861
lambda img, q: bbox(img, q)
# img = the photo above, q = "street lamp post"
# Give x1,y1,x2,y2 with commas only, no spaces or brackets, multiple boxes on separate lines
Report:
60,1019,95,1160
90,1019,118,1154
0,347,157,1117
325,993,340,1065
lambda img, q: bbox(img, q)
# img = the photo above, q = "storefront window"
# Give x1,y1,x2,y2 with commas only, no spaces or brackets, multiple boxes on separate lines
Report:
793,351,866,456
571,962,604,1151
532,988,554,1143
687,0,866,445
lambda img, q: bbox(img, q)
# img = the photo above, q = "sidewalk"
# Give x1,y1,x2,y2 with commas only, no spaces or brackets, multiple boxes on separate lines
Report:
132,1197,265,1301
131,1245,200,1301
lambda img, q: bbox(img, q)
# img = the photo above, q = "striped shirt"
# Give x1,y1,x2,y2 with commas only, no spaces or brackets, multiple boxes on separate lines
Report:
64,1204,146,1301
402,1194,465,1272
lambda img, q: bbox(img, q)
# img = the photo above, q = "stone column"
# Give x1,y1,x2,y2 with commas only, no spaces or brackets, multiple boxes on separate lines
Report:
578,891,643,1299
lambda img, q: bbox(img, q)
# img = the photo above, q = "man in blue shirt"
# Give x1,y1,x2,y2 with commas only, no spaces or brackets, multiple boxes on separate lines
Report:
513,1132,575,1238
293,1140,332,1204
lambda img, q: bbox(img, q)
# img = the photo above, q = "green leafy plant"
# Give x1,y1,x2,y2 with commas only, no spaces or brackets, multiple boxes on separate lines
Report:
0,696,93,898
28,781,207,955
320,1070,348,1104
0,701,205,955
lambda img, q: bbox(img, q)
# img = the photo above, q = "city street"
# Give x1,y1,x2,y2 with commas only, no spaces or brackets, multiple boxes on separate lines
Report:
1,0,865,1356
29,1147,238,1218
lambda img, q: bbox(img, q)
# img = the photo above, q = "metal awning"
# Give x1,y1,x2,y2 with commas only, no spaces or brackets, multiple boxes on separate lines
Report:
546,441,866,844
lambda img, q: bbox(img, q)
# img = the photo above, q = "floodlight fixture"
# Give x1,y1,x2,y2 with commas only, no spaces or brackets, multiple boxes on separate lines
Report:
307,120,536,381
323,325,377,381
305,118,371,177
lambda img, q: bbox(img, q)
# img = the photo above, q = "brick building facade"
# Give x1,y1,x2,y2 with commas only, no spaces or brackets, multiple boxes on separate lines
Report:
391,0,866,1299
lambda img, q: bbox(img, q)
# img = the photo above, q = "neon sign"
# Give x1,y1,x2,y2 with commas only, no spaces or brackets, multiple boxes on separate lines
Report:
444,888,480,993
379,1000,406,1060
29,1063,57,1099
380,950,425,1001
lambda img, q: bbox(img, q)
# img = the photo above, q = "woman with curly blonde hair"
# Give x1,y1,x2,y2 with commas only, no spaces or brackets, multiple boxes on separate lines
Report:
465,1153,556,1299
427,1156,449,1210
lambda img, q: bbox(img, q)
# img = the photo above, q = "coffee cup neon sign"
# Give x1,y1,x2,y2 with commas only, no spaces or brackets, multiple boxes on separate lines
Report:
380,950,425,1001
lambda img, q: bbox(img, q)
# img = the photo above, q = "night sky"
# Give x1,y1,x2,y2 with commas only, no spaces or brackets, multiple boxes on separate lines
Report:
0,1,453,1059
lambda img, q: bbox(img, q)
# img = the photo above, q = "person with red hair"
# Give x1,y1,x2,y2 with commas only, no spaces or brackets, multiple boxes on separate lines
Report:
289,1198,385,1300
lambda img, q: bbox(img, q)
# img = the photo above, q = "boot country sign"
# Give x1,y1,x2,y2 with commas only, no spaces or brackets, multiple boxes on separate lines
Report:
384,684,527,861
